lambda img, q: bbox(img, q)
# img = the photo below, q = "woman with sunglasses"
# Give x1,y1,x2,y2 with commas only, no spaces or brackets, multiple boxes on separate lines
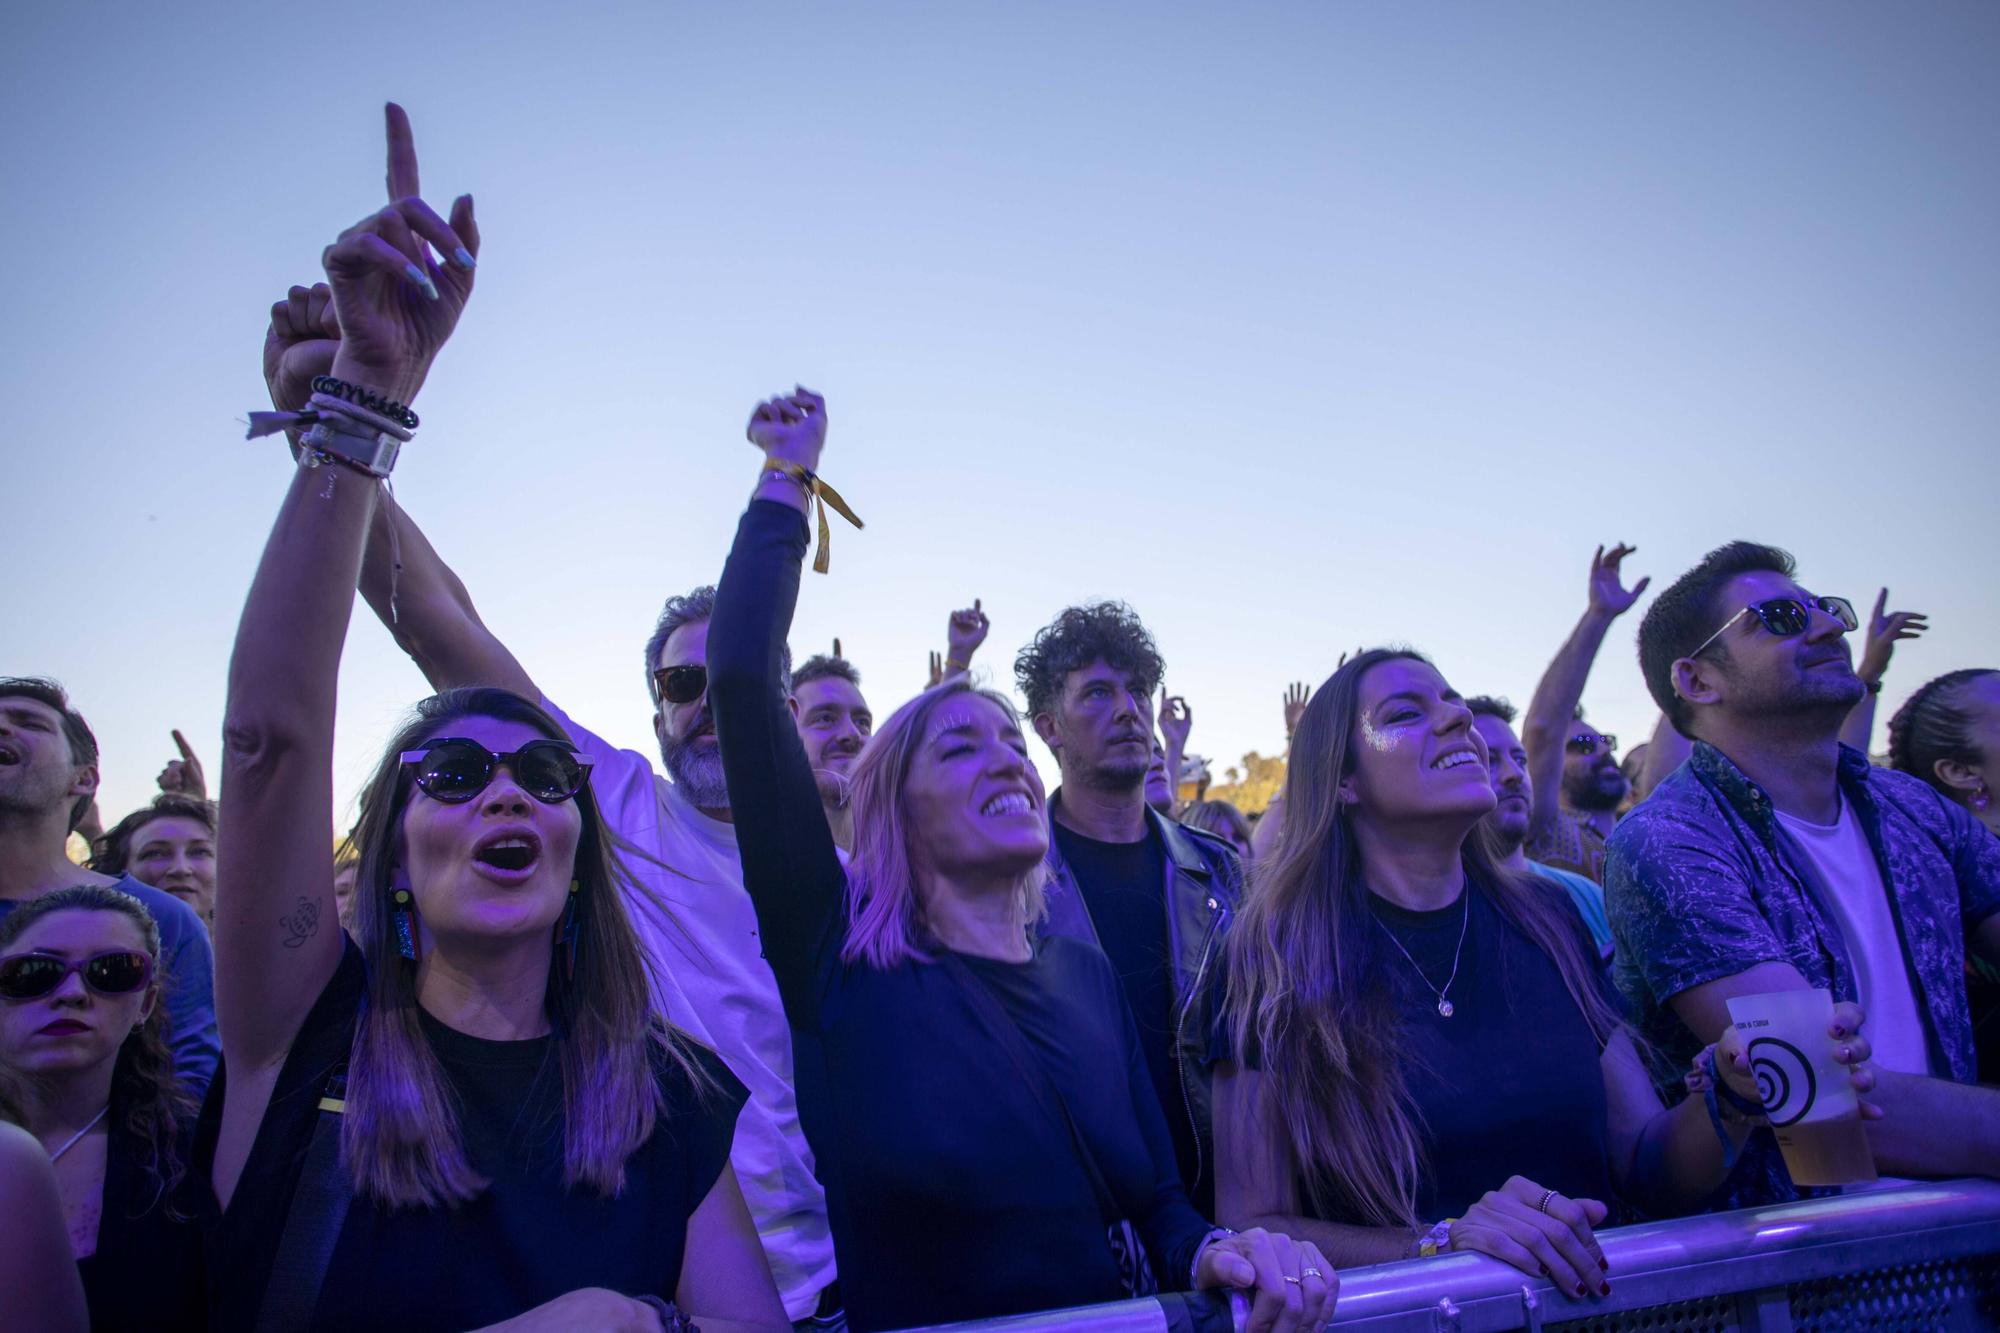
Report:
1213,650,1880,1301
708,390,1332,1332
0,884,203,1330
197,105,784,1333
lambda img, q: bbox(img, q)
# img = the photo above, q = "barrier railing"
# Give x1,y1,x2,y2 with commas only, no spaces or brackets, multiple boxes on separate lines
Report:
902,1179,2000,1332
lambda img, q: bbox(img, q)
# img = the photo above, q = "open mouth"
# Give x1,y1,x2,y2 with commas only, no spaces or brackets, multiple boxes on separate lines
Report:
472,830,543,876
1430,750,1480,772
979,791,1036,818
0,742,21,767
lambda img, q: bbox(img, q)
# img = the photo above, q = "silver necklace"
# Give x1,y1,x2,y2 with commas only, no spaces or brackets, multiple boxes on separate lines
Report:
48,1105,109,1163
1375,887,1471,1018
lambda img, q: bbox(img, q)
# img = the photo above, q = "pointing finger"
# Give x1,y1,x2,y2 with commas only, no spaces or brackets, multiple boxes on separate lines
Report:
385,102,421,201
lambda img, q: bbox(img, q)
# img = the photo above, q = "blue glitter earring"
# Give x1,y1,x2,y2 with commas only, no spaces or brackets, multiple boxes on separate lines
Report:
391,877,420,962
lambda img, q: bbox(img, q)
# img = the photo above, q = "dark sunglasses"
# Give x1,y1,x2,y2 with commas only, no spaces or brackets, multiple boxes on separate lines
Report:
399,738,594,805
1565,732,1618,756
651,664,708,706
1690,595,1859,660
0,949,155,1002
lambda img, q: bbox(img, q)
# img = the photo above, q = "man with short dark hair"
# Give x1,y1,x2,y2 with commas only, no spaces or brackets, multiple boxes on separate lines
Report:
790,653,871,851
1014,603,1241,1215
1609,540,2000,1191
1465,695,1612,958
0,678,218,1095
1519,545,1650,883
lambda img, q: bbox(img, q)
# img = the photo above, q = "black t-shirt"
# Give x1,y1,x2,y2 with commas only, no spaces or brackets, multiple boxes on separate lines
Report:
76,1109,205,1332
1218,880,1619,1223
1050,820,1204,1210
193,943,747,1333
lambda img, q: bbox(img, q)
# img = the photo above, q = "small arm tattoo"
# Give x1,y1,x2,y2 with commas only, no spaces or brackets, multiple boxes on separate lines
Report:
279,896,322,949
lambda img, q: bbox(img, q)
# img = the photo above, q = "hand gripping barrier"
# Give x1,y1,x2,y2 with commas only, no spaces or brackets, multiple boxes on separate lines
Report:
900,1179,2000,1332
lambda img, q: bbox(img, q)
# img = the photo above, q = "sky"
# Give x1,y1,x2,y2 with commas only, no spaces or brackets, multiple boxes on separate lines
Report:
4,2,1996,831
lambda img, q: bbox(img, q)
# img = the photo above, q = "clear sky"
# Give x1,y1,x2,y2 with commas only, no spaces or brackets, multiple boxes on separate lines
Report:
5,2,1995,830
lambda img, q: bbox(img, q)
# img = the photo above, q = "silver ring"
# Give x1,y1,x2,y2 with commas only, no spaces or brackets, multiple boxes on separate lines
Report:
1283,1275,1302,1285
1536,1187,1558,1215
1303,1267,1325,1279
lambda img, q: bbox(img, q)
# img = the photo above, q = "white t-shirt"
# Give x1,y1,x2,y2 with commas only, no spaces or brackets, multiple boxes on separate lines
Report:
545,697,835,1320
1773,799,1933,1079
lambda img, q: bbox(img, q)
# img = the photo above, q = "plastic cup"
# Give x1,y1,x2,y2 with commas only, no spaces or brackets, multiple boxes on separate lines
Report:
1723,987,1876,1187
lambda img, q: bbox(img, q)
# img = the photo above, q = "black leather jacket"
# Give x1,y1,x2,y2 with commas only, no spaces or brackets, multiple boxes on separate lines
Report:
1035,792,1242,1208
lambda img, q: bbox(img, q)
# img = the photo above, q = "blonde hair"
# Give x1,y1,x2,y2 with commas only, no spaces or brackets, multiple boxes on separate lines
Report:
1224,650,1624,1230
343,689,708,1208
842,678,1047,969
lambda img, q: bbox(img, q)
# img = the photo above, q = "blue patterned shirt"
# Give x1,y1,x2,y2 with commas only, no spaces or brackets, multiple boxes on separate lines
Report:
1607,741,2000,1084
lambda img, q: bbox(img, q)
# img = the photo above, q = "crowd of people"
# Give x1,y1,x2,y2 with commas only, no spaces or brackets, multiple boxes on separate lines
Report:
4,105,1998,1333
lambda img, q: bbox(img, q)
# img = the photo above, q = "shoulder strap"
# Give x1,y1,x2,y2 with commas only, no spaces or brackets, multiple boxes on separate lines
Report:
938,953,1121,1222
253,1071,353,1333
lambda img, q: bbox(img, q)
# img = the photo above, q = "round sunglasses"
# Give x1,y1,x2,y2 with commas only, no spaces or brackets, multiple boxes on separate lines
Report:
0,949,155,1002
399,738,594,805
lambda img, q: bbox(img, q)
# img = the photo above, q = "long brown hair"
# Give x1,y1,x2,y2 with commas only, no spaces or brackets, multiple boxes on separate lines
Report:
0,884,196,1213
343,688,708,1208
1223,650,1623,1230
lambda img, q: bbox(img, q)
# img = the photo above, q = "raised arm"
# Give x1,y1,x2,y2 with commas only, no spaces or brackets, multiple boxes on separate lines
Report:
218,102,477,1076
1837,589,1927,754
709,389,849,1020
942,600,989,680
1522,545,1649,843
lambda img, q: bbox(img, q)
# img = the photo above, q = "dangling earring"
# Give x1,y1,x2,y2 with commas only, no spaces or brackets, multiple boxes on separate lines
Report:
559,880,581,979
1975,784,1992,813
391,878,421,962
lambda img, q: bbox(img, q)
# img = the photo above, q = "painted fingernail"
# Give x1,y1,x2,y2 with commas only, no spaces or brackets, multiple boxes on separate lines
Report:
1539,1264,1550,1277
1576,1282,1588,1297
1832,1024,1847,1037
1841,1045,1853,1062
404,263,439,300
452,246,476,270
1600,1283,1612,1297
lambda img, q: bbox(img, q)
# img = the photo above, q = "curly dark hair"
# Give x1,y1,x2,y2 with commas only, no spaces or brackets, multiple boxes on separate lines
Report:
1887,669,1997,801
1637,541,1795,738
1465,696,1517,724
89,794,218,878
1013,602,1164,719
0,884,195,1215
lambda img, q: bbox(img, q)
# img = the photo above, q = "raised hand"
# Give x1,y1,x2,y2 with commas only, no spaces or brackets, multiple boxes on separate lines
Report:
263,282,341,414
157,730,208,801
928,651,945,689
321,103,478,404
1160,691,1192,750
946,600,989,671
1283,681,1310,739
1857,589,1928,686
745,386,828,472
1587,543,1650,618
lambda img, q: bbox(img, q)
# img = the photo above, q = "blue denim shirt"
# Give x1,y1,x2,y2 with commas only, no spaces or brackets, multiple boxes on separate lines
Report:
1607,741,2000,1084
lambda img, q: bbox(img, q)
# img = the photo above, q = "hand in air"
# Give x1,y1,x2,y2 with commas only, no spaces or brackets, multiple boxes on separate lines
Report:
1857,589,1928,685
1449,1175,1610,1299
947,600,990,664
927,651,945,689
321,103,479,404
1283,682,1310,738
1194,1226,1335,1333
263,282,340,414
745,387,828,473
1717,999,1882,1122
1160,691,1192,750
1587,544,1650,618
157,730,208,801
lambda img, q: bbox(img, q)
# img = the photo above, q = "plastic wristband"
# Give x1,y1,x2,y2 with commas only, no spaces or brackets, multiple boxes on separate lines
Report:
1416,1217,1456,1258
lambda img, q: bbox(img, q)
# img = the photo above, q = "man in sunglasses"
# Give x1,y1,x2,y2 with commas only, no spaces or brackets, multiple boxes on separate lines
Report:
1608,541,2000,1200
351,516,840,1326
1518,544,1651,884
0,678,219,1097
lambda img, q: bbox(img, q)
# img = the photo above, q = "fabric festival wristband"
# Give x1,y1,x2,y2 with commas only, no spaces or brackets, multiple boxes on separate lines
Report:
763,457,864,574
1416,1217,1456,1258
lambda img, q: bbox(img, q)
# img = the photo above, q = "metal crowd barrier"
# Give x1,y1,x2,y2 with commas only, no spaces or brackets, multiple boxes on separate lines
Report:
903,1179,2000,1332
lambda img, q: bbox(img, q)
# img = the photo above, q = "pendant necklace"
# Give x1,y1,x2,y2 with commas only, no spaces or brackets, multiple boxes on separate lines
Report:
1376,885,1470,1018
48,1105,109,1163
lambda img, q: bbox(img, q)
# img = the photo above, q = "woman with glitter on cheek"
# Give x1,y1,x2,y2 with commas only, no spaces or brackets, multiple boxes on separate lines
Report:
1212,649,1878,1302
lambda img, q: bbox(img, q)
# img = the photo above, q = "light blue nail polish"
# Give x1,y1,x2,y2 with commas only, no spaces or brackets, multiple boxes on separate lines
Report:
453,247,477,270
404,262,440,300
